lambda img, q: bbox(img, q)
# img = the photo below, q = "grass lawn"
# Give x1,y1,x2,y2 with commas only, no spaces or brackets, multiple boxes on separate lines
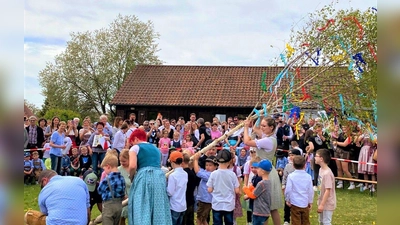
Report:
24,182,377,225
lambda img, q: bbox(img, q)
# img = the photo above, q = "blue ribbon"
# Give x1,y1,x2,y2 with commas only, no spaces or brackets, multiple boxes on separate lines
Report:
289,106,301,118
263,103,268,117
331,36,354,70
253,108,261,127
339,94,345,115
280,53,287,65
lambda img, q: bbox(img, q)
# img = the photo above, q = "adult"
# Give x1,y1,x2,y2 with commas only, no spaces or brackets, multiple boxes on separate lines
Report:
26,116,45,158
195,118,212,149
128,129,172,225
44,117,60,142
87,122,111,175
38,118,47,136
189,113,196,124
79,118,94,147
333,124,354,189
74,117,82,146
276,119,293,151
129,113,139,128
66,120,78,148
112,116,124,136
223,121,240,150
147,120,160,146
113,122,129,157
49,121,67,174
98,114,113,139
243,117,283,225
162,119,175,139
24,170,90,225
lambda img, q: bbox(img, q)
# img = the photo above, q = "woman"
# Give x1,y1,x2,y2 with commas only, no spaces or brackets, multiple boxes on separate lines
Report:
118,149,131,225
79,119,94,147
332,124,353,189
45,116,60,141
224,122,240,150
49,121,67,174
87,122,111,175
162,119,174,139
38,118,47,136
66,120,78,148
128,129,172,225
112,116,123,136
243,117,283,225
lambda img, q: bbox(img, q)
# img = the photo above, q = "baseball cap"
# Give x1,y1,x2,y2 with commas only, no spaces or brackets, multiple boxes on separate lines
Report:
302,124,310,131
83,170,98,192
169,151,183,163
216,149,232,163
24,152,31,157
252,159,272,172
289,149,301,156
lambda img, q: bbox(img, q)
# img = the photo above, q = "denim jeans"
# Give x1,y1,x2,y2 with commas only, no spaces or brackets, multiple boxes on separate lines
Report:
318,210,334,225
252,215,269,225
50,154,61,175
212,210,233,225
171,210,185,225
91,152,105,175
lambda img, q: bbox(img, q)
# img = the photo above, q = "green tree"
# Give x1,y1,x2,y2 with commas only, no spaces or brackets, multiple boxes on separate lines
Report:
43,108,81,123
39,14,162,117
272,4,377,122
24,99,40,116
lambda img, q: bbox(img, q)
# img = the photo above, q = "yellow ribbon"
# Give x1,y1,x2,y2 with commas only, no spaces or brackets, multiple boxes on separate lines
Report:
286,43,295,59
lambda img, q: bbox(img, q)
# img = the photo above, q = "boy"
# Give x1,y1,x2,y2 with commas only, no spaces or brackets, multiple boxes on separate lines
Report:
291,140,304,156
61,154,71,176
79,146,92,175
167,151,188,225
244,157,262,225
182,152,197,225
284,155,314,225
276,150,288,181
315,149,336,225
24,152,34,185
97,154,126,225
83,169,103,220
281,149,302,225
243,159,272,225
31,151,46,184
206,149,240,225
193,152,218,225
70,147,81,176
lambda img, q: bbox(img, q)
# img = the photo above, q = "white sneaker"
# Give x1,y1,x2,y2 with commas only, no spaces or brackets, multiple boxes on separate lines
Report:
356,183,363,188
370,186,376,192
313,186,318,191
361,185,369,192
348,183,356,190
336,183,343,188
283,222,290,225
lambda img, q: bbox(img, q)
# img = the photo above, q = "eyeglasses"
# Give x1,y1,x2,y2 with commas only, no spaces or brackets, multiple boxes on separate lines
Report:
229,124,235,126
315,155,321,158
149,123,154,125
144,124,149,126
30,120,36,122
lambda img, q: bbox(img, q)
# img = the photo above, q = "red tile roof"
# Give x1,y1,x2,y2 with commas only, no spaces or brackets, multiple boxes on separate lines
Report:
111,65,345,108
24,103,35,117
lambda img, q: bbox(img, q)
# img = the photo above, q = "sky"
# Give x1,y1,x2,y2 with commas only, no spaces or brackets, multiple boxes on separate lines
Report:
24,0,376,108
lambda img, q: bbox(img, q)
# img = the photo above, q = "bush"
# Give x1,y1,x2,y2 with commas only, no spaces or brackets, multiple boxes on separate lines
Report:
43,108,81,123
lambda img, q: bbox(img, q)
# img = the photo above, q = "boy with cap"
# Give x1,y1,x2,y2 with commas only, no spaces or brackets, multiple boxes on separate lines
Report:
24,152,34,185
167,151,188,225
281,149,302,225
206,149,240,225
31,151,46,184
83,169,103,215
284,155,314,225
243,159,272,225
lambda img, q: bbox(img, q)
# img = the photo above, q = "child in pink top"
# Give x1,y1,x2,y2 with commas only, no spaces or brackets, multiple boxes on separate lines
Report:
182,134,194,154
210,122,222,140
159,130,171,166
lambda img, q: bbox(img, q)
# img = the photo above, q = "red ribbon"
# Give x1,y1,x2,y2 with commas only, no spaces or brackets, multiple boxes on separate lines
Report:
368,42,377,62
317,19,335,31
343,16,364,40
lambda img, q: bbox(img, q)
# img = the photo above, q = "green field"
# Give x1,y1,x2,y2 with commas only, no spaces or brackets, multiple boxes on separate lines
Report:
24,181,377,225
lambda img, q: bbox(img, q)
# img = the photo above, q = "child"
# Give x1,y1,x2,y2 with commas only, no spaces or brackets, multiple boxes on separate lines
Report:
243,159,272,225
171,131,182,149
182,152,197,225
97,153,126,225
83,169,103,219
193,152,218,225
182,134,194,154
167,151,188,225
31,151,46,184
228,151,243,224
42,142,51,163
243,156,261,225
284,155,314,225
69,147,81,176
276,150,288,182
100,150,119,181
315,149,336,225
79,146,92,174
291,140,304,156
24,152,34,185
207,149,240,225
159,130,171,167
281,149,302,225
61,154,71,176
45,157,52,170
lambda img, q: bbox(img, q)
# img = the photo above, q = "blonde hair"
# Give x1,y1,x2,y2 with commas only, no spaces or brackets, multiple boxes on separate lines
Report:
100,154,118,168
106,149,118,157
250,156,261,166
120,149,129,160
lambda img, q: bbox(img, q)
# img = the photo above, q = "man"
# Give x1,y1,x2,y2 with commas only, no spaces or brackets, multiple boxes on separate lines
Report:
26,116,45,158
233,116,239,125
142,120,151,132
24,170,90,225
308,118,315,130
195,118,211,149
129,113,139,127
189,113,196,124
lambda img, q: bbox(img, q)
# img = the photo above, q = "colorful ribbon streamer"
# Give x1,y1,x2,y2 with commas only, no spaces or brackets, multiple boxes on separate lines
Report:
261,71,267,92
343,16,364,40
331,36,354,71
286,43,295,59
317,19,335,31
252,108,261,127
339,93,345,116
352,52,366,73
305,47,321,66
263,103,267,117
368,42,378,62
280,53,287,65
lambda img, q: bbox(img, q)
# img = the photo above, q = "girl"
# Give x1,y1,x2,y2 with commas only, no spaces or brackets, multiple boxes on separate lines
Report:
66,120,78,150
45,116,60,141
118,149,131,225
112,116,124,136
170,131,182,149
79,118,93,147
182,134,194,154
159,130,171,167
357,128,377,192
210,122,222,140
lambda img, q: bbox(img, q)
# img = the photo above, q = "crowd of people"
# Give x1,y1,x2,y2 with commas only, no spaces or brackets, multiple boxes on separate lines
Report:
23,112,377,225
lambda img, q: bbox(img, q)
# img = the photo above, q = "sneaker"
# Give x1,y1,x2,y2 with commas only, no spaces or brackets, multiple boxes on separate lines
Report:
348,183,356,190
283,222,290,225
313,186,318,191
336,183,343,188
361,185,369,192
356,183,363,188
370,186,376,192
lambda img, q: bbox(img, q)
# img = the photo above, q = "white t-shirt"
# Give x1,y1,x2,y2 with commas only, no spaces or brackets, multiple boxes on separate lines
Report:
206,169,239,211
